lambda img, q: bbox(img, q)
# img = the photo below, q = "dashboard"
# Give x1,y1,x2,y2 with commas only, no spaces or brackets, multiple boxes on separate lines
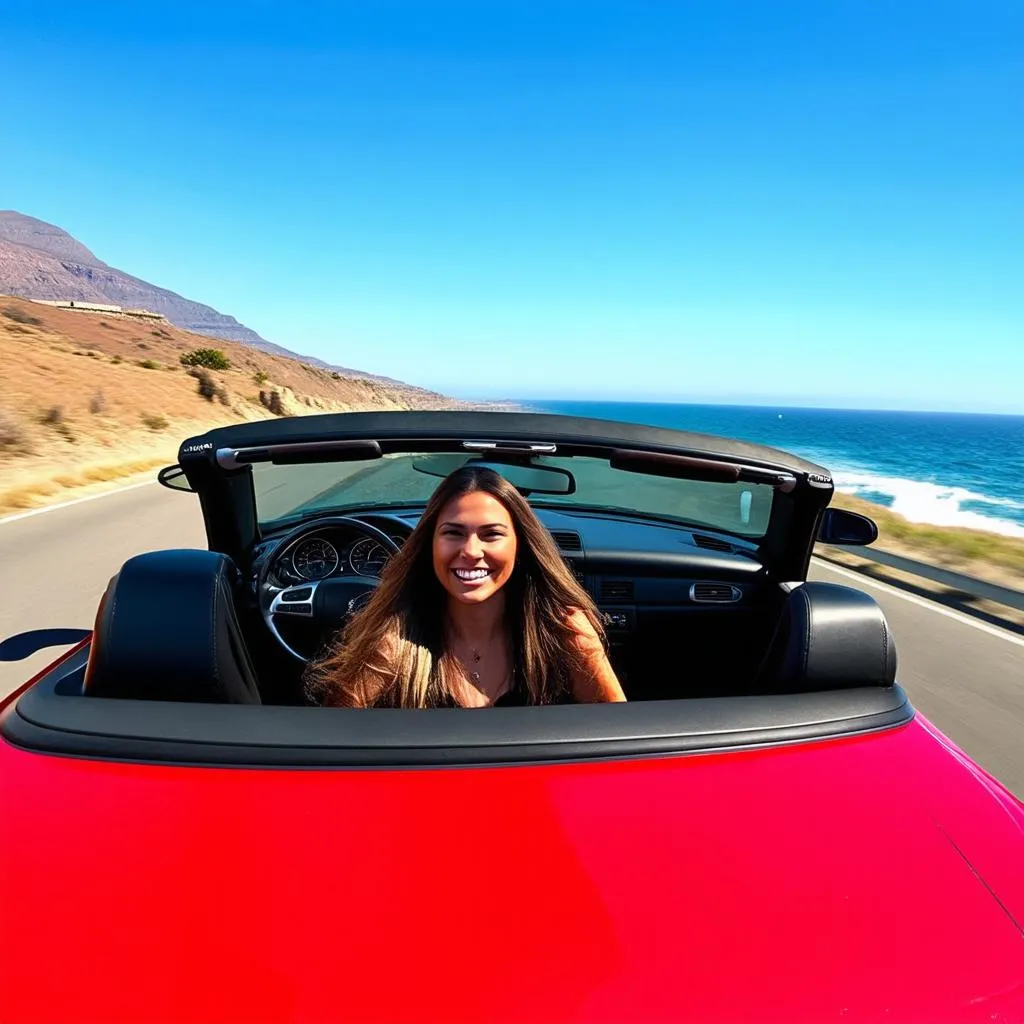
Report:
256,507,768,602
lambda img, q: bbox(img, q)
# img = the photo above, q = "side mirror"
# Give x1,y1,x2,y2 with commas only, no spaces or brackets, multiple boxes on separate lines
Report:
818,508,878,546
158,464,195,493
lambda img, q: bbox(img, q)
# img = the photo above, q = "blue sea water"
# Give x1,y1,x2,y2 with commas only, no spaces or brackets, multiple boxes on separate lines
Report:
522,401,1024,538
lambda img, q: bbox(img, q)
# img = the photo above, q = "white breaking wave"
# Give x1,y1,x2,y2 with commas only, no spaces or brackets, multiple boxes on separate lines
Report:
832,470,1024,539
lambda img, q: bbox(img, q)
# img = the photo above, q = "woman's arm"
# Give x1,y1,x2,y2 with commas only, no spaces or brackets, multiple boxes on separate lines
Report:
565,608,627,703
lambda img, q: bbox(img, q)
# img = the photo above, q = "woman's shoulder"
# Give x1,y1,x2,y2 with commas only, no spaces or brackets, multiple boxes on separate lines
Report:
564,605,592,627
564,606,602,643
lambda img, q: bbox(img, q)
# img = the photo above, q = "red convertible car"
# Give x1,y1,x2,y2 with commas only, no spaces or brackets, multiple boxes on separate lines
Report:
2,410,1022,1023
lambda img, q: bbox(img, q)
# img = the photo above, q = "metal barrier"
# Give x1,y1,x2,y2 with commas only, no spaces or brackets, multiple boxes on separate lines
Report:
816,546,1024,613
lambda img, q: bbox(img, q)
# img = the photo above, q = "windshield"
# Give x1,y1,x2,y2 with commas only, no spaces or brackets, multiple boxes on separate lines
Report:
253,453,774,538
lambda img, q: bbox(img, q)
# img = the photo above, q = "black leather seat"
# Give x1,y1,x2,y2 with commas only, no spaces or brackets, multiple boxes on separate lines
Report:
756,581,897,692
84,549,261,703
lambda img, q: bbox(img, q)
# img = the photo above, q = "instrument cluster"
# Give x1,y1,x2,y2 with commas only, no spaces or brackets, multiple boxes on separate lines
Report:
271,531,400,584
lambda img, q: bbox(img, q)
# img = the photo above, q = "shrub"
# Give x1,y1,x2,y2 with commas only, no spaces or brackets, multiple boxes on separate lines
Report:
215,385,230,406
2,305,42,326
0,408,26,450
331,371,343,380
111,354,123,364
138,359,161,370
89,390,106,414
180,348,231,371
142,414,169,431
189,368,217,401
253,369,269,385
259,390,285,415
40,407,74,442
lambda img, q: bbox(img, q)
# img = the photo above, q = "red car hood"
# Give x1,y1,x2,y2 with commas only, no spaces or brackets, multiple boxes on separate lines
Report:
1,715,1022,1024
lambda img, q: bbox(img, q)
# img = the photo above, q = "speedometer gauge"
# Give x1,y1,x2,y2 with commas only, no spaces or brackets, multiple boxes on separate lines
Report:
291,538,340,580
348,538,390,576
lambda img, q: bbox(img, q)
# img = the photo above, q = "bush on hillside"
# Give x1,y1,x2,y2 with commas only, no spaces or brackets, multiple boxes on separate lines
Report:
259,389,285,415
2,305,42,326
40,406,75,442
189,368,217,401
0,408,26,450
180,348,231,370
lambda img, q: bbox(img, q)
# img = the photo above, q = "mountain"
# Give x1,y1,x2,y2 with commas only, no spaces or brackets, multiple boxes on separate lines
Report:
0,211,420,391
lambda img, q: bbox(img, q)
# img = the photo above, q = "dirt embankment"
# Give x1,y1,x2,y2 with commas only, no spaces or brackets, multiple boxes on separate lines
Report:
0,296,462,515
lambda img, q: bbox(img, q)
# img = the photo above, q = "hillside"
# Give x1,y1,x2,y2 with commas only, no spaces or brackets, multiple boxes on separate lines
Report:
0,210,416,388
0,295,465,515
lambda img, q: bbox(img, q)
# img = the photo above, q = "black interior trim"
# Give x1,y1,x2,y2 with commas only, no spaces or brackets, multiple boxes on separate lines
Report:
2,646,914,768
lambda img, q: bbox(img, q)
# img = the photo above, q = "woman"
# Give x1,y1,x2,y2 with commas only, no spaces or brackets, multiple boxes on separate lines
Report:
306,465,626,708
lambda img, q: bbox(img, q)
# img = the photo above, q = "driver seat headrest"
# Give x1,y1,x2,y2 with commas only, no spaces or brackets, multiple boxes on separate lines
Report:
85,549,261,704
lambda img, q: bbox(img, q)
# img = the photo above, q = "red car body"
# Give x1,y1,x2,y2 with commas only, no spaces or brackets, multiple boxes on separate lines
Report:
2,644,1023,1023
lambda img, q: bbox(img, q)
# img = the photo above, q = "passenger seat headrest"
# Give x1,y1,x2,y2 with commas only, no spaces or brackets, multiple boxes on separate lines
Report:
766,581,897,692
85,549,261,704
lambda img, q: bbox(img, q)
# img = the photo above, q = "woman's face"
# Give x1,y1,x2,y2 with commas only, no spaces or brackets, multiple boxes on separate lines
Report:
432,490,518,604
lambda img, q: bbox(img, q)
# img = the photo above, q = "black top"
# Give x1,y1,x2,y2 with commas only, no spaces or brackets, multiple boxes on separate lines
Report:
432,676,572,708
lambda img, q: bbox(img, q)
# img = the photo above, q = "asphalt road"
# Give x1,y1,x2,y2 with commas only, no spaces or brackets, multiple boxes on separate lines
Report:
1,481,1022,798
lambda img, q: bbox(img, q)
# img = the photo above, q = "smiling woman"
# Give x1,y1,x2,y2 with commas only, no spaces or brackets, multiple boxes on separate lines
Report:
304,465,626,708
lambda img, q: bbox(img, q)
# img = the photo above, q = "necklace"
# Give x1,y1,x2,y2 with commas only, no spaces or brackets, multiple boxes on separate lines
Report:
468,647,482,683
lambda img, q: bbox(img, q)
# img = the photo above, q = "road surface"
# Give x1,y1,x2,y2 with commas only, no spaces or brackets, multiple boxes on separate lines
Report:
2,480,1022,797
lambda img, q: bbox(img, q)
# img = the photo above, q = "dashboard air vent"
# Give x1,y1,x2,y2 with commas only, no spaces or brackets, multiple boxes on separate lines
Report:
551,530,582,552
690,583,742,604
601,580,634,601
693,534,733,552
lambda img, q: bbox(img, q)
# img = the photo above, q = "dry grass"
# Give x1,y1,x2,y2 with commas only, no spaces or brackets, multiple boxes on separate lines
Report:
0,456,174,515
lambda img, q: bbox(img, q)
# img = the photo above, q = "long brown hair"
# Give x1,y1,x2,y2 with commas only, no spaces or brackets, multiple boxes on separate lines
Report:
305,464,607,707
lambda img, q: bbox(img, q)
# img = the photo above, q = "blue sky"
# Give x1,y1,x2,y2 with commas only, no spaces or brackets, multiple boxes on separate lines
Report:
2,1,1021,412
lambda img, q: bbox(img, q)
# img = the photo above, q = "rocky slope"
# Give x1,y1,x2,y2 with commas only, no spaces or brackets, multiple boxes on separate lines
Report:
0,211,426,393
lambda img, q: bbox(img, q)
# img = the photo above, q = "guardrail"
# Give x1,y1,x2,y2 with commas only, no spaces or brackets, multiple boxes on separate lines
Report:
816,546,1024,613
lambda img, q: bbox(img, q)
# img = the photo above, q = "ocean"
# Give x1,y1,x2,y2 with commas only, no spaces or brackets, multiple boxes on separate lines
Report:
522,401,1024,538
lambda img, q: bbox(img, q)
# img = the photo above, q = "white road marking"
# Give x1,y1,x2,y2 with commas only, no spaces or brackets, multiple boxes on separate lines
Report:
0,480,157,526
811,556,1024,649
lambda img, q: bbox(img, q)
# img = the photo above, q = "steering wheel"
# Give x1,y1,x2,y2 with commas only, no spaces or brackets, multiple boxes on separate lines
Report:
256,516,402,663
